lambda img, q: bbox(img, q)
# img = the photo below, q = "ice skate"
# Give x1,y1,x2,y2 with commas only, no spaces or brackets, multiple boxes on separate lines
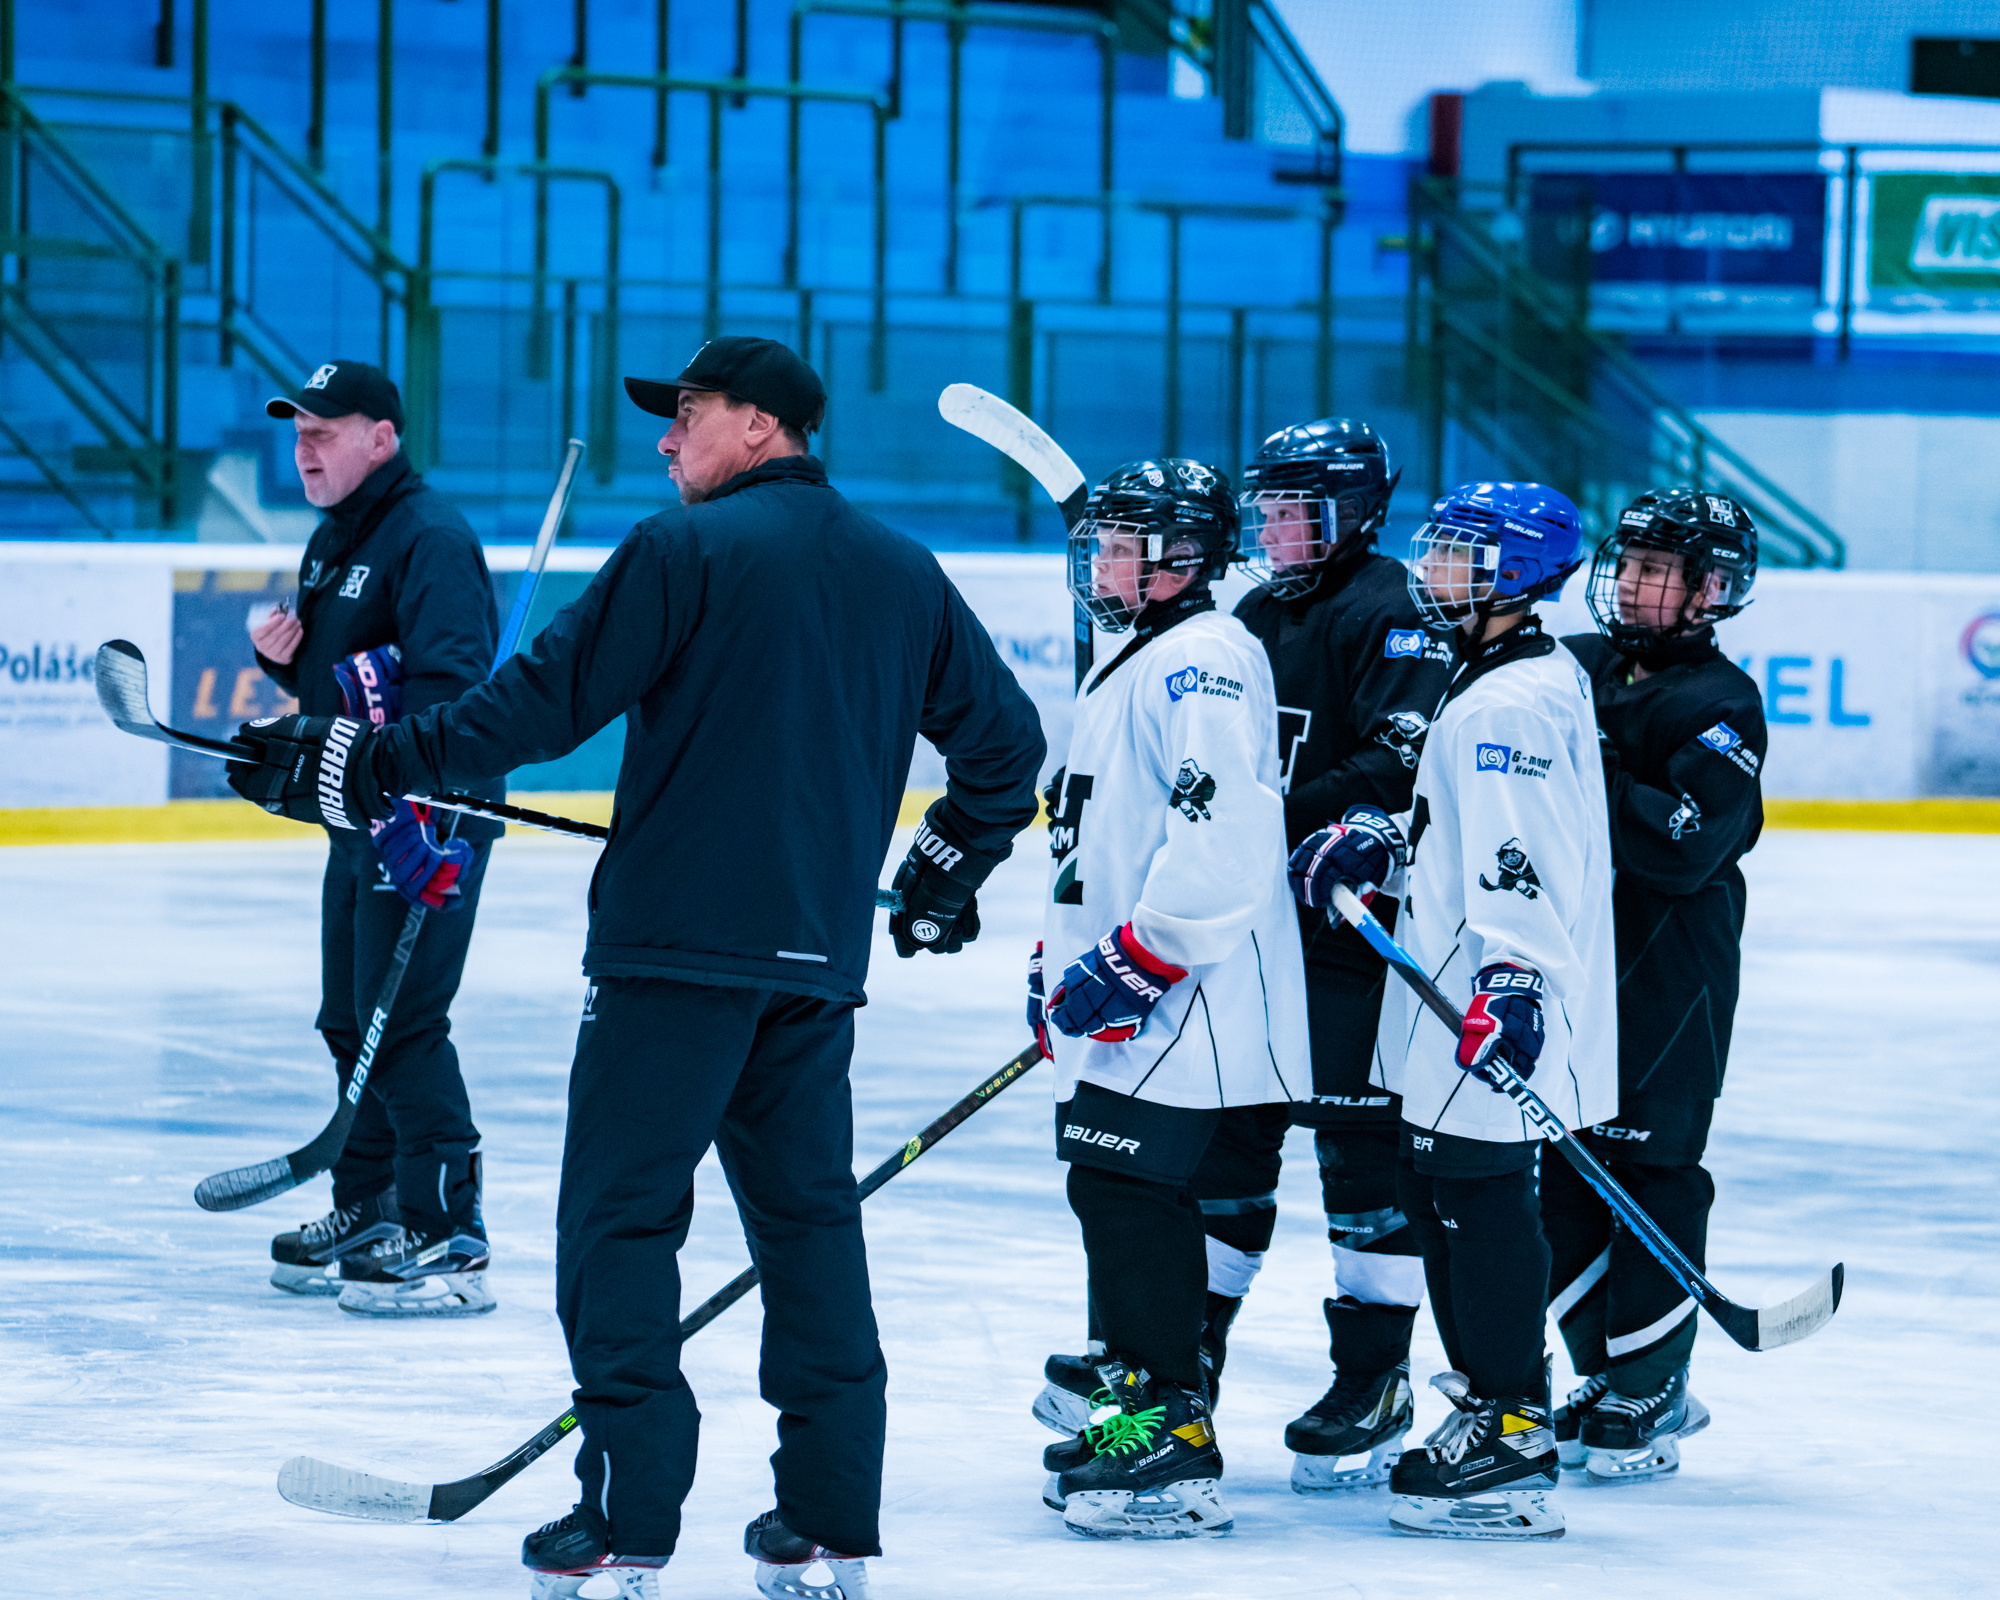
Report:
1553,1370,1609,1468
745,1509,872,1600
1580,1367,1709,1484
268,1190,401,1296
336,1223,495,1318
1387,1373,1563,1540
522,1505,667,1599
1056,1363,1232,1539
1032,1341,1108,1436
1198,1291,1241,1411
1286,1298,1416,1492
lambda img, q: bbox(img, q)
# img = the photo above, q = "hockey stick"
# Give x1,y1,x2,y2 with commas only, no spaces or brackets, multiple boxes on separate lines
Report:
937,383,1095,691
275,1039,1046,1522
184,440,585,1211
1328,883,1842,1353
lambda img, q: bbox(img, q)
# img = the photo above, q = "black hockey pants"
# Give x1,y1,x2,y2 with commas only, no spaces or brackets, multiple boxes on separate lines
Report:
557,977,885,1559
320,834,488,1236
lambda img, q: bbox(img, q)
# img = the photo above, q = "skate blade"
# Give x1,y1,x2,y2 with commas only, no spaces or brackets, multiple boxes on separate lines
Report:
529,1569,662,1600
1063,1479,1233,1540
1290,1438,1402,1493
1556,1436,1588,1470
1584,1435,1681,1484
1390,1489,1565,1540
270,1263,341,1296
1031,1382,1095,1437
336,1271,496,1318
1042,1472,1067,1512
754,1556,872,1600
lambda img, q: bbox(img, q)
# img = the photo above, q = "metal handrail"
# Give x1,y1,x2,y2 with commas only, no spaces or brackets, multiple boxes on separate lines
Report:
1248,0,1340,149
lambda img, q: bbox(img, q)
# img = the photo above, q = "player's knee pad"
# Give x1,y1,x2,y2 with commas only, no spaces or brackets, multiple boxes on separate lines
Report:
1197,1190,1276,1297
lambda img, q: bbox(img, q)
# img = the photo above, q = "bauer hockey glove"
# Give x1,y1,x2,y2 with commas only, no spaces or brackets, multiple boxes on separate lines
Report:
332,643,404,729
1026,942,1052,1059
1456,962,1545,1090
226,715,396,832
889,799,1002,958
369,800,474,910
1288,803,1408,909
1046,923,1187,1044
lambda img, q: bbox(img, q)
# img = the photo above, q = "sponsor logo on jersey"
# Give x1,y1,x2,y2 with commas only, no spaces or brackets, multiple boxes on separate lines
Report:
338,564,371,600
1475,742,1511,772
1171,759,1216,822
1277,706,1313,795
1385,628,1425,659
1669,793,1702,840
1376,710,1430,771
1061,1124,1141,1155
1477,743,1552,780
1165,665,1241,703
304,363,339,390
1479,837,1542,899
1165,665,1200,701
1590,1124,1652,1141
1961,611,2000,680
1696,720,1761,775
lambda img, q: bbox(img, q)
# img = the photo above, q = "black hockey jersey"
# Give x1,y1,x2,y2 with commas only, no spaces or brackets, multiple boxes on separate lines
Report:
1564,629,1766,1108
1235,552,1454,1123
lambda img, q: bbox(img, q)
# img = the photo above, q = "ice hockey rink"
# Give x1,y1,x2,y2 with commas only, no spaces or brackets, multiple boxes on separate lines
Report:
2,822,1994,1599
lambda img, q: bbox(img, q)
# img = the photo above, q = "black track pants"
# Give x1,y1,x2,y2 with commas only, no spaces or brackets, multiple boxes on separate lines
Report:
1398,1154,1550,1402
1067,1164,1209,1391
1542,1146,1712,1395
319,835,488,1234
557,976,885,1558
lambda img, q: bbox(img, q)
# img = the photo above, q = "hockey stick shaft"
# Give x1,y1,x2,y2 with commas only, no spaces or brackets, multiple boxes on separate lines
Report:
277,1041,1046,1522
1328,883,1839,1352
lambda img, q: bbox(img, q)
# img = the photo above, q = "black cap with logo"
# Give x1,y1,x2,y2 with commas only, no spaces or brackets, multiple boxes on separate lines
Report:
624,337,827,435
266,360,406,431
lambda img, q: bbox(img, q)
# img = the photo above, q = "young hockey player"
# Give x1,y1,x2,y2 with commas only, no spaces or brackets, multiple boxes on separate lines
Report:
1290,480,1615,1540
1030,458,1308,1540
1544,489,1764,1483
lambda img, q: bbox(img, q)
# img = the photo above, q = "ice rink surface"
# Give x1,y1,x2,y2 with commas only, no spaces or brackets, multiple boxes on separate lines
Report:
3,824,1996,1598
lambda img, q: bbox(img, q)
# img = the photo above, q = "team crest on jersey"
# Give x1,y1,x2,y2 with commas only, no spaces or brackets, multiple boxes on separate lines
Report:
1669,793,1702,840
1164,666,1200,701
1171,759,1216,822
1697,721,1760,776
1375,710,1429,770
338,564,371,600
1479,838,1542,899
1277,707,1313,794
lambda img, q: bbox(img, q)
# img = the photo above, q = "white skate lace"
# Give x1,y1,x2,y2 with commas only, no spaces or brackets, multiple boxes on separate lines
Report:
1593,1387,1662,1419
1423,1405,1482,1464
1562,1372,1609,1414
301,1201,364,1251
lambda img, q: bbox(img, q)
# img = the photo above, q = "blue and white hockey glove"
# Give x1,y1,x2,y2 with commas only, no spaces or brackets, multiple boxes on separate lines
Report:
1027,942,1051,1060
1046,923,1188,1044
332,644,403,729
1288,804,1408,909
370,799,474,911
1456,963,1545,1090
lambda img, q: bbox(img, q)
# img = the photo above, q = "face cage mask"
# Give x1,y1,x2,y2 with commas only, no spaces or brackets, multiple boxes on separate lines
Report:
1407,522,1502,630
1068,518,1207,633
1584,536,1752,651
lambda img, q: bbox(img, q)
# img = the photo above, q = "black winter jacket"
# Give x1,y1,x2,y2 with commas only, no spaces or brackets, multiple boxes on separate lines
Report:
256,450,503,841
374,454,1047,1003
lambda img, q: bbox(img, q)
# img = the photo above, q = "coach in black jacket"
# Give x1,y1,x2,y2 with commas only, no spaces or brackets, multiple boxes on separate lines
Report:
227,338,1046,1585
251,359,502,1309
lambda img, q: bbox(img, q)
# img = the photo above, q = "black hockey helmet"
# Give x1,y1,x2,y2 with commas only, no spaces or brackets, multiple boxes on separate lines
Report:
1239,417,1400,600
1585,488,1758,653
1068,458,1240,632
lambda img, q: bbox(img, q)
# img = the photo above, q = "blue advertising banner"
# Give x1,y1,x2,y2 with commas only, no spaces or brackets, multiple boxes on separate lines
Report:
1529,172,1827,288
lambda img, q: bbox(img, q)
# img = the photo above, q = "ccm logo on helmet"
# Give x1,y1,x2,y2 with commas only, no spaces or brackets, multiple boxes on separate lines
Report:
1063,1125,1141,1154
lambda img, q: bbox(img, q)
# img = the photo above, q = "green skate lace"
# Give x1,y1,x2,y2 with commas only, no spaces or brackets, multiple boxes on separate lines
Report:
1088,1404,1166,1457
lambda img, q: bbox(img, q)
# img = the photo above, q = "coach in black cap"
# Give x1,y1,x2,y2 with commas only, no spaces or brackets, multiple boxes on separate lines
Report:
222,335,1046,1591
245,357,505,1319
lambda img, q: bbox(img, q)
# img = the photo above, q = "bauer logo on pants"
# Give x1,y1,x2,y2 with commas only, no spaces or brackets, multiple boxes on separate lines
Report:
1062,1124,1141,1155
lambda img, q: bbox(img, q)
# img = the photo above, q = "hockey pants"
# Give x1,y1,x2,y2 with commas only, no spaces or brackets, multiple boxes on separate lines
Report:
557,977,885,1558
319,834,488,1237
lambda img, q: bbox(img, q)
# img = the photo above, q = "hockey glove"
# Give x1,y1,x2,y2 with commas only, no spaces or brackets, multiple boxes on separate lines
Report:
888,799,1001,958
369,799,474,910
1456,962,1545,1091
1026,942,1052,1059
1288,804,1408,909
1046,923,1187,1044
332,643,404,728
225,715,395,832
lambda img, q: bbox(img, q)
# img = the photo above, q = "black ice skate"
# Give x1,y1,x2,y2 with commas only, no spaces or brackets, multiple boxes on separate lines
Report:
335,1221,495,1319
745,1509,872,1600
1055,1363,1232,1539
1579,1366,1710,1484
1032,1341,1108,1436
268,1190,401,1297
1286,1298,1417,1492
522,1505,667,1600
1553,1370,1610,1469
1387,1373,1564,1540
1198,1290,1241,1411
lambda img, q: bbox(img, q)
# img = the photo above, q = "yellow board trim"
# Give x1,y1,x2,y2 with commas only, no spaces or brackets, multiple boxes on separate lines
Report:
1761,798,2000,834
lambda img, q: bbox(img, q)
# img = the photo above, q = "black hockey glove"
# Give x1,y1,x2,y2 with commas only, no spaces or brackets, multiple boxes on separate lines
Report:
225,715,396,832
889,799,1002,958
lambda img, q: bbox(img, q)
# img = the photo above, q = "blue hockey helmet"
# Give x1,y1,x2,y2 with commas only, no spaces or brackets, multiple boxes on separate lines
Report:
1408,481,1584,630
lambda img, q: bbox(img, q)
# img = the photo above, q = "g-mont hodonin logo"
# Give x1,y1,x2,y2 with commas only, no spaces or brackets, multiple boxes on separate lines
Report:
1165,665,1200,701
1961,611,2000,680
1385,628,1425,659
1475,742,1511,773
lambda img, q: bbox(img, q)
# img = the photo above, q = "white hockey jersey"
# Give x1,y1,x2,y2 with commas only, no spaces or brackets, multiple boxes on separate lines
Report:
1042,608,1309,1110
1373,627,1617,1143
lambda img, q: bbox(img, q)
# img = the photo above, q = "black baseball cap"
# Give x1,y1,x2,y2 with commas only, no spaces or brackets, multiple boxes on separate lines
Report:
624,337,826,434
266,360,405,431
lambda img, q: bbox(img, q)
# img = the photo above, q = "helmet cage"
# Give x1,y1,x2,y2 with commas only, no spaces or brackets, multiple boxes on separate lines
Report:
1407,522,1505,628
1239,484,1390,600
1068,516,1216,633
1585,497,1758,652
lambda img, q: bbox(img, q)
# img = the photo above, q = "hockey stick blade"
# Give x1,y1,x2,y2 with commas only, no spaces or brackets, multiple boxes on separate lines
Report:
194,1097,358,1211
938,384,1088,527
1328,884,1844,1354
96,639,255,758
276,1043,1045,1522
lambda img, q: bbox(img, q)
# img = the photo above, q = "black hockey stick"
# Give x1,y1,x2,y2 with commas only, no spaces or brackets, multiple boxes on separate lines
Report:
275,1040,1046,1522
176,441,586,1211
937,383,1094,691
1329,884,1842,1353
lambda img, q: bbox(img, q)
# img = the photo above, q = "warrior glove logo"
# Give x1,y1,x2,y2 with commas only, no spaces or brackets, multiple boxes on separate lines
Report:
316,717,363,831
913,818,965,874
1171,759,1216,822
1479,837,1542,899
